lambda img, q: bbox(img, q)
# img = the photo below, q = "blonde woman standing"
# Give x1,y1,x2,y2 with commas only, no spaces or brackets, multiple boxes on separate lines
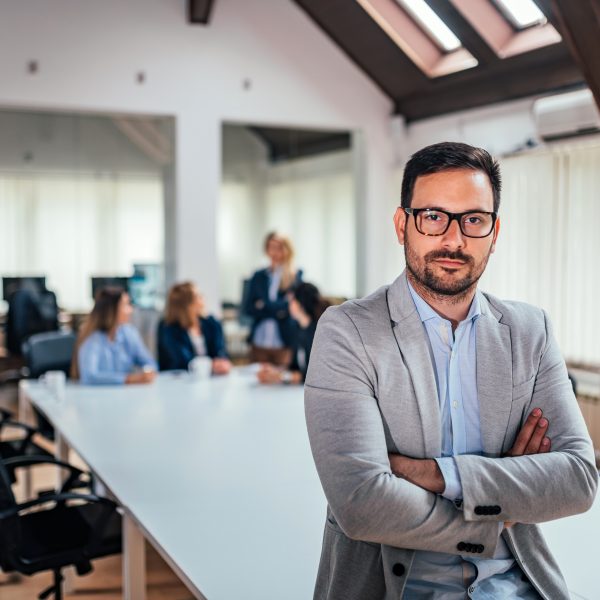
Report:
244,232,302,366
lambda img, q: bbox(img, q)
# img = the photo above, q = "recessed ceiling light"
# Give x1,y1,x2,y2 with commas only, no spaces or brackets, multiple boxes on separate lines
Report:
397,0,462,52
495,0,546,29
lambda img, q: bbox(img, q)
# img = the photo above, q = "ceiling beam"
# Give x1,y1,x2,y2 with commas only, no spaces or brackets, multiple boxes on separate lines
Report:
396,50,583,121
188,0,215,25
423,0,497,66
548,0,600,110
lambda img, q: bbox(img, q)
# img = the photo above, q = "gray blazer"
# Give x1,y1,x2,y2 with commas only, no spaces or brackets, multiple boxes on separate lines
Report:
305,271,597,600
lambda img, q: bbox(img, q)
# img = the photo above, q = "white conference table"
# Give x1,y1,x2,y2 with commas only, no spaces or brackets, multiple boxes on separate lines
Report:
19,368,326,599
18,369,599,600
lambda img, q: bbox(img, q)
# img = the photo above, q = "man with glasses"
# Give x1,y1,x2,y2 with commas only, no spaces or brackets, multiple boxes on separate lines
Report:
305,142,597,599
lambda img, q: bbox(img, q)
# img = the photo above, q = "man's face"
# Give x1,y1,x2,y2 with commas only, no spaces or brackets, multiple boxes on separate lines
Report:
393,168,500,297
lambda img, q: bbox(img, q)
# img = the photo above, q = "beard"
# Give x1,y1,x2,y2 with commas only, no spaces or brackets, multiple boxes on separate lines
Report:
404,229,492,300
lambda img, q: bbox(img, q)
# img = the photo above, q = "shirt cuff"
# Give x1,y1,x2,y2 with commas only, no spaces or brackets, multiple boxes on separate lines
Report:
434,457,463,501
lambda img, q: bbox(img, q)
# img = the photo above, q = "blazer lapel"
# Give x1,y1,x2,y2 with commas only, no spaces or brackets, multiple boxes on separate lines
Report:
387,272,442,457
476,296,513,456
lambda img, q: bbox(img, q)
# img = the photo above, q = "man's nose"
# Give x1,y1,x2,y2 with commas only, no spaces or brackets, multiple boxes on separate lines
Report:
441,218,465,249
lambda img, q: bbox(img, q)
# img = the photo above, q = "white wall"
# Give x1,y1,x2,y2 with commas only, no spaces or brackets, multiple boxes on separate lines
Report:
0,0,395,310
404,96,540,158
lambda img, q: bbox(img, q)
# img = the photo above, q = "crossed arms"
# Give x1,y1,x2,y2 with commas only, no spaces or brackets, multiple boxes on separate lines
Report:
304,307,597,558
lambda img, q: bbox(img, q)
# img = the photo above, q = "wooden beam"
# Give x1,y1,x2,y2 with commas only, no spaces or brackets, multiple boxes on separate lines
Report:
397,51,583,121
188,0,215,25
424,0,497,66
549,0,600,110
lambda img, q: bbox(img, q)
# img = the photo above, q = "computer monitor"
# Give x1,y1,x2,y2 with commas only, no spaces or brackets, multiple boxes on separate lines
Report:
2,276,47,301
128,263,164,309
90,276,130,300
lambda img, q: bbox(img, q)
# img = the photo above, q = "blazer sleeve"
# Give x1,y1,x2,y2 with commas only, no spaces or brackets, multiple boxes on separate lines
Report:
454,311,597,524
304,306,502,557
205,316,228,359
157,323,193,371
245,271,291,321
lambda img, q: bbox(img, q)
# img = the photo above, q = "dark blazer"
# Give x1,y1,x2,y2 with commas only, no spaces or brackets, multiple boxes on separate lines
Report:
157,316,228,371
289,321,317,382
244,267,303,348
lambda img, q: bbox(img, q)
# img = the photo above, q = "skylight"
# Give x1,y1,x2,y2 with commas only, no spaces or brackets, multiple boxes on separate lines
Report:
397,0,462,52
495,0,546,29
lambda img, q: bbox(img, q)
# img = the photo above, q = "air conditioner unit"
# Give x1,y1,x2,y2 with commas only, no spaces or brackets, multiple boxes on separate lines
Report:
533,88,600,141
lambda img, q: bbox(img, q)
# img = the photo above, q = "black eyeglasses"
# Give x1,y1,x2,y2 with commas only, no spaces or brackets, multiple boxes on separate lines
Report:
404,208,497,238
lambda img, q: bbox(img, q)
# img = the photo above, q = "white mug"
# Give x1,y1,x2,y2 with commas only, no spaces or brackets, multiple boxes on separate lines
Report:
41,370,66,400
188,356,212,380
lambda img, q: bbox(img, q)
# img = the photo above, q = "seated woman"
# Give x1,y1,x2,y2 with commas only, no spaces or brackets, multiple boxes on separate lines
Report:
158,282,231,375
72,287,157,385
257,282,329,385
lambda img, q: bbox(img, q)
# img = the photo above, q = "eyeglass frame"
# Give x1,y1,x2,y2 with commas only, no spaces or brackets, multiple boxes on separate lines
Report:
403,207,498,238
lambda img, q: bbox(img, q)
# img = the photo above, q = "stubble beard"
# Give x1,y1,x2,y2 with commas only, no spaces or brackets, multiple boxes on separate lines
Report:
404,229,493,306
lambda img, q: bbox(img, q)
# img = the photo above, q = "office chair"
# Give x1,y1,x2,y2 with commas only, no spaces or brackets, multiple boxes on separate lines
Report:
21,331,77,440
0,408,52,465
0,455,122,600
22,331,76,379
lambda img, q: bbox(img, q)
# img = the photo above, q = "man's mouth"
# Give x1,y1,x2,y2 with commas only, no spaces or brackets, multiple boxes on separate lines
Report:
434,259,465,268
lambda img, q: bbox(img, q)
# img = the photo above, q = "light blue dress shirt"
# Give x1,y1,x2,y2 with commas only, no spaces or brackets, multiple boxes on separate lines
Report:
78,324,157,385
403,282,539,599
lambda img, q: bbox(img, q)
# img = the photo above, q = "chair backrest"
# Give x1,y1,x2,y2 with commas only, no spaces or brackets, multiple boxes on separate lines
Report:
22,331,76,379
6,289,59,355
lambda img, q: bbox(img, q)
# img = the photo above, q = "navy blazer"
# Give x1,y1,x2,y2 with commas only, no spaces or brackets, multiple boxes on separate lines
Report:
244,267,302,348
157,316,228,371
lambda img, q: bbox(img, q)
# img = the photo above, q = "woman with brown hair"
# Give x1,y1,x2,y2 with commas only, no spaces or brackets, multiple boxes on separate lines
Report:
244,232,302,366
71,287,157,385
157,282,231,374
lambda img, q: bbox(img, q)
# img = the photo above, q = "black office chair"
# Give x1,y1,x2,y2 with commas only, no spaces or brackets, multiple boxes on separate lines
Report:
22,331,76,379
21,331,77,440
0,408,52,466
0,456,122,600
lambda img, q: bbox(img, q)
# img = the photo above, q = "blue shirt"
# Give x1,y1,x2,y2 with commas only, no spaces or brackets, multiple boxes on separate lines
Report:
78,324,157,385
404,282,539,600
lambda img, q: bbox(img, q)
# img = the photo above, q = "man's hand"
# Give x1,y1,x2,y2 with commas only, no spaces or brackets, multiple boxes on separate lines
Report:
504,407,551,456
388,455,445,494
503,408,551,528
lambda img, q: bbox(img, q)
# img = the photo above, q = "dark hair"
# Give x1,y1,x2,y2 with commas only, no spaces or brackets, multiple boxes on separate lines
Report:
401,142,502,212
292,282,329,322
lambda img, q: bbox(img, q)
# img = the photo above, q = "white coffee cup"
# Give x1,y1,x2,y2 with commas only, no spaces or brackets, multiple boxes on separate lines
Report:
42,370,66,400
188,356,212,380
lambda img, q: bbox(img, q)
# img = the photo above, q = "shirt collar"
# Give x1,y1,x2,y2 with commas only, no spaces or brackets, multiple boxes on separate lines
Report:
407,279,481,324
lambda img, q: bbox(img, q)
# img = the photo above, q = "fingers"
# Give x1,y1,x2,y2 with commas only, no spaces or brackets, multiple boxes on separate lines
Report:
508,408,543,456
524,417,549,454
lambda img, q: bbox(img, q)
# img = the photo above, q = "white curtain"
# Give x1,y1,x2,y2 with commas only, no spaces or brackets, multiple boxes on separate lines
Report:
0,171,164,311
480,138,600,366
218,150,356,302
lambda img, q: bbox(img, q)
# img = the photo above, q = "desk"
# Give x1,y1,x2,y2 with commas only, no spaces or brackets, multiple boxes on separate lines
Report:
19,369,326,599
19,371,599,600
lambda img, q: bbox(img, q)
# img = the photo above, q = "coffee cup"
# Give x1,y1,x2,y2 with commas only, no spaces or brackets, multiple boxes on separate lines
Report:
188,356,212,380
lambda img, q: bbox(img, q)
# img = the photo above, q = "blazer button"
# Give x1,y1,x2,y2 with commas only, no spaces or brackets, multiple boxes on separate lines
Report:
477,544,484,553
457,542,466,551
493,505,501,514
474,506,483,515
392,563,405,577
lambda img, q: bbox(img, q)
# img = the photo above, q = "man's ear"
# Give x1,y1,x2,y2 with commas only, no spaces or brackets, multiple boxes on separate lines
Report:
393,206,407,245
490,216,501,254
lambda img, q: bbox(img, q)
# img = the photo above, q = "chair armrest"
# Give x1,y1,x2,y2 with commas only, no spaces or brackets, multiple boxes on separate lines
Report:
3,455,91,493
0,492,117,519
0,419,37,436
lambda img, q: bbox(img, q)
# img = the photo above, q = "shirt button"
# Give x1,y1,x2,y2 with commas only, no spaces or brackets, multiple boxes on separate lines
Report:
453,401,458,409
469,586,475,594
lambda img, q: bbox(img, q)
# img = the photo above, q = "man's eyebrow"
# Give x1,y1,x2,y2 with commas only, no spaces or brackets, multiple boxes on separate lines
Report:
414,206,491,213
